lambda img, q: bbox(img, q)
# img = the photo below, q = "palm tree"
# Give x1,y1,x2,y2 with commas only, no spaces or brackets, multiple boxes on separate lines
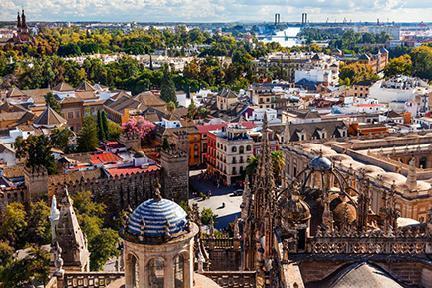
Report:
245,151,285,184
245,155,258,177
271,150,285,185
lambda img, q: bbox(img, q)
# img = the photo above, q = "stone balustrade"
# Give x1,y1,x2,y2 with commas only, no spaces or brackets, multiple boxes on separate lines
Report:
200,271,256,288
203,238,241,249
63,272,124,288
306,235,431,255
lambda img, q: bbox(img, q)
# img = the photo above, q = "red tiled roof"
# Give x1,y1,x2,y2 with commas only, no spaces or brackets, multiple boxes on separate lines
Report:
106,165,160,177
89,152,122,165
197,121,256,134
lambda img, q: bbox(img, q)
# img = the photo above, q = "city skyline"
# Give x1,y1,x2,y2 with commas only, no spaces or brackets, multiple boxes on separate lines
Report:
0,0,431,23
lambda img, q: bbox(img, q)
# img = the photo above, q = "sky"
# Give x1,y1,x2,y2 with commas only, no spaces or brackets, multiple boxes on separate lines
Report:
0,0,431,23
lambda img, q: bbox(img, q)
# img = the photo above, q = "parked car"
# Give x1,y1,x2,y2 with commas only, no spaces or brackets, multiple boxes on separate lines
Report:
233,189,243,196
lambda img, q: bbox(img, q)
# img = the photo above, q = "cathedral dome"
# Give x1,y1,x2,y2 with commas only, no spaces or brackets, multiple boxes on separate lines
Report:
127,198,188,239
309,156,333,171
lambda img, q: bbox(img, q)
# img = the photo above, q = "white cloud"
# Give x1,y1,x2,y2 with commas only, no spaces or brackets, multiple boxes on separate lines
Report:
0,0,431,22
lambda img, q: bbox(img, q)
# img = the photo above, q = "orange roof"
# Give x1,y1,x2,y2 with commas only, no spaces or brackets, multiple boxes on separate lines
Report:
89,152,122,165
106,165,160,177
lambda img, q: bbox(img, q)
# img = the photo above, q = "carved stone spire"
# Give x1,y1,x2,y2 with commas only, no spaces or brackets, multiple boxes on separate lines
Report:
153,179,162,201
240,177,251,220
56,187,90,271
406,157,417,191
283,116,291,145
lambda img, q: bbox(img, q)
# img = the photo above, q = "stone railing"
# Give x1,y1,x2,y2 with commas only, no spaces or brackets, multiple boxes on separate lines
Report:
200,271,256,288
306,235,431,255
63,272,124,288
203,238,241,249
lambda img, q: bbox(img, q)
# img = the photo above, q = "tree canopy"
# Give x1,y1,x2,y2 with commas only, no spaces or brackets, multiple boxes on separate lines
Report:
78,114,99,152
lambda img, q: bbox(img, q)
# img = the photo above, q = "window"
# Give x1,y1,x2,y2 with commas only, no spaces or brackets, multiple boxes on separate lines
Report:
232,146,237,153
130,255,138,288
68,112,74,119
174,255,184,288
148,258,164,288
246,145,252,151
239,146,244,154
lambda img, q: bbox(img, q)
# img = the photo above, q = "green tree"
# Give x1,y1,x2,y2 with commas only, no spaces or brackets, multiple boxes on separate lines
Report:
339,62,378,84
201,208,217,226
19,135,56,174
245,155,258,177
271,150,285,185
78,114,99,152
101,111,109,140
187,101,197,119
50,127,72,152
89,228,120,271
166,101,176,115
384,54,413,78
71,191,120,271
0,241,14,265
245,151,285,184
160,65,177,103
107,120,122,141
26,201,51,245
97,111,106,142
0,245,50,287
411,45,432,80
44,92,61,113
0,203,27,248
57,43,82,56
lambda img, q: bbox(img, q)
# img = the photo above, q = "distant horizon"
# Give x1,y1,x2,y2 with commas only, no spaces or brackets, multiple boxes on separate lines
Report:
1,1,432,24
1,20,431,25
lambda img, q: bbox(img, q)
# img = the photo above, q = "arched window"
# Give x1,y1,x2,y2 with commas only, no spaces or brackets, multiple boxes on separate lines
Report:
239,146,244,154
128,254,139,288
420,156,427,169
246,145,252,151
148,257,165,288
174,254,185,288
232,146,237,153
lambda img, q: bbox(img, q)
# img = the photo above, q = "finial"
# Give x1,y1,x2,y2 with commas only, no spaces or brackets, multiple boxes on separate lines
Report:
49,195,60,223
153,180,162,201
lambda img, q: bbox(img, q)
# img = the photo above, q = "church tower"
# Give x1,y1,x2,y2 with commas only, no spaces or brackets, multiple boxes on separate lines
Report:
17,11,21,33
21,9,28,33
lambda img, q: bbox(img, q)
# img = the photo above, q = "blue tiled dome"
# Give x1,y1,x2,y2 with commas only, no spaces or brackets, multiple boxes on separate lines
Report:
127,198,188,238
309,156,333,171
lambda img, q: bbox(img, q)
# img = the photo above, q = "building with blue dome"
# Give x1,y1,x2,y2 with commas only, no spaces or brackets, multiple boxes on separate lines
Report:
127,198,188,239
121,183,207,288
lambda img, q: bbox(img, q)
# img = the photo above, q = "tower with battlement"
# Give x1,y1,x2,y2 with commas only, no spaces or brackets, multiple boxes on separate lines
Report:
160,148,189,202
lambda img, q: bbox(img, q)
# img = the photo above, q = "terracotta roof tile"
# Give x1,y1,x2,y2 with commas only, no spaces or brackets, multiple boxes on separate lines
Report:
89,152,122,165
106,165,160,177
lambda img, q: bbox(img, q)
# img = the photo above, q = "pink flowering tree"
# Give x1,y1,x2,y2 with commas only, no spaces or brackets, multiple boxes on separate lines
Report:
123,116,155,140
